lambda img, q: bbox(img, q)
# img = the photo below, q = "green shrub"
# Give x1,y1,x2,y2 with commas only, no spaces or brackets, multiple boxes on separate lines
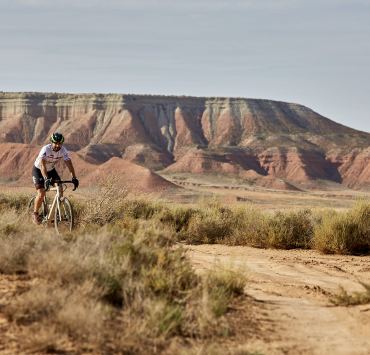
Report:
225,207,269,247
180,202,238,244
267,209,313,249
177,203,270,247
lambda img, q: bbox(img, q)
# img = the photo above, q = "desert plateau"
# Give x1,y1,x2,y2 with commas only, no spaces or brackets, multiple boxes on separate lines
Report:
0,92,369,354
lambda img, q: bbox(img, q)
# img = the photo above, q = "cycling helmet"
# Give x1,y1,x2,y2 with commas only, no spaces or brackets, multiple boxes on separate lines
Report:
50,132,64,144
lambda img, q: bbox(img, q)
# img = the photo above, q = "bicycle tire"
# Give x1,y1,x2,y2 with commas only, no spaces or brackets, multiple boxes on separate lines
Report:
54,197,73,234
28,196,48,223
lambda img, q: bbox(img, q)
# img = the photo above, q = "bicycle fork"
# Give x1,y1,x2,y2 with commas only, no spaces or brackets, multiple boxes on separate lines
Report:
45,184,63,225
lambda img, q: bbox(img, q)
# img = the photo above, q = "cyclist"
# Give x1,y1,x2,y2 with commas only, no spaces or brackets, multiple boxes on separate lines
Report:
32,132,79,224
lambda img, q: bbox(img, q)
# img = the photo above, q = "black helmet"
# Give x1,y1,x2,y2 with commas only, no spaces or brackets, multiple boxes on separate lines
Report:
50,132,64,144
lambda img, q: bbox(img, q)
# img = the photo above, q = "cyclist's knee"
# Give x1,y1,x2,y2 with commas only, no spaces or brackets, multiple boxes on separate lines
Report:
37,188,46,198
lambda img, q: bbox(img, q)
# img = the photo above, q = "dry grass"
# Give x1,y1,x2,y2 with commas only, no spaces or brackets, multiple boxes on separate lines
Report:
0,189,368,353
313,201,370,254
0,209,42,274
0,191,368,256
77,176,129,226
330,282,370,306
0,207,247,353
0,192,30,213
267,209,313,249
160,201,315,250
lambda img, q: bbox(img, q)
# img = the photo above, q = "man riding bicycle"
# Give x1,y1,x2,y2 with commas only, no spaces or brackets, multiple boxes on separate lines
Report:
32,132,79,224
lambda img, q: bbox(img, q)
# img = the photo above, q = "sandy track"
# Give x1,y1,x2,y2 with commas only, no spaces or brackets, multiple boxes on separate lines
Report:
185,245,370,355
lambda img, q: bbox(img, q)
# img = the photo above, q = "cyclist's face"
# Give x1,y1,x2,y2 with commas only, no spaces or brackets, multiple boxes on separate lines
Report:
52,142,63,151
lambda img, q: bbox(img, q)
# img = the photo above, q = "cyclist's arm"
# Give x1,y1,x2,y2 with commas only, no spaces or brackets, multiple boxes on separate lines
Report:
40,159,48,180
64,159,76,179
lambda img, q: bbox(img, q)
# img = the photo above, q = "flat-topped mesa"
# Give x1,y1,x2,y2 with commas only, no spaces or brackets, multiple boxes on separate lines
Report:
0,92,364,145
0,92,369,189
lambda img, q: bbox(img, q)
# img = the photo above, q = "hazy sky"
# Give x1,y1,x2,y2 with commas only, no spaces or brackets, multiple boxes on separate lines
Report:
1,0,369,132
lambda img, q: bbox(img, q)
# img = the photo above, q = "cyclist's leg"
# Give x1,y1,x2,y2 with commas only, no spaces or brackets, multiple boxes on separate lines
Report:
49,169,62,196
32,166,46,224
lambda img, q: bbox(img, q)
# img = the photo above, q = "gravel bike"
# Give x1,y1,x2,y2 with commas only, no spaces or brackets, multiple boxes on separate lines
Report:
28,180,77,234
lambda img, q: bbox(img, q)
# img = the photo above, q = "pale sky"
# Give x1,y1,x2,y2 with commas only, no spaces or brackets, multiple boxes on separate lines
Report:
1,0,369,132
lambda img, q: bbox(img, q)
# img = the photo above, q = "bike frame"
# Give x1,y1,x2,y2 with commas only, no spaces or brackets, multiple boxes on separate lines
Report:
42,180,76,225
45,183,64,225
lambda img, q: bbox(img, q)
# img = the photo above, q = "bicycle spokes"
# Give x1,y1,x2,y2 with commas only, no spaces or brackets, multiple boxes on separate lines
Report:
54,198,73,233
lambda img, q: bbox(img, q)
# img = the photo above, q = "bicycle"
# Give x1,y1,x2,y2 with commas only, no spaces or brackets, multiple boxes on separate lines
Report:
28,180,77,234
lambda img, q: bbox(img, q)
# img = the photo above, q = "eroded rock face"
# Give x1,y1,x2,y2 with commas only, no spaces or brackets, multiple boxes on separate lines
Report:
0,92,369,189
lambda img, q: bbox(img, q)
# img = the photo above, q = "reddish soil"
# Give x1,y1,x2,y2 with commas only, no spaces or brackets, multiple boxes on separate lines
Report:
0,143,176,193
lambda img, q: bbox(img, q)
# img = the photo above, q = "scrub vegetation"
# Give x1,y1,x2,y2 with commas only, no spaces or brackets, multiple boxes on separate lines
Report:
0,184,369,353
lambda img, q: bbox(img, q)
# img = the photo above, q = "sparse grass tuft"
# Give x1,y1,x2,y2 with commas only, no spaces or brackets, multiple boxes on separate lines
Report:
203,268,246,318
330,282,370,306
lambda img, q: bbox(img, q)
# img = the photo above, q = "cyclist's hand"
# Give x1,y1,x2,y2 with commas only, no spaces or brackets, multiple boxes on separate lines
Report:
72,177,79,190
44,178,52,191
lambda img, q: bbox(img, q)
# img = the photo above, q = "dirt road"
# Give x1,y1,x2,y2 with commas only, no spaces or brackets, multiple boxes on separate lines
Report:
186,245,370,355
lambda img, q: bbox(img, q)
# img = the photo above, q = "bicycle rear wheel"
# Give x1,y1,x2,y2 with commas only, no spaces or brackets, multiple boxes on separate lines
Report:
28,196,48,223
54,197,73,234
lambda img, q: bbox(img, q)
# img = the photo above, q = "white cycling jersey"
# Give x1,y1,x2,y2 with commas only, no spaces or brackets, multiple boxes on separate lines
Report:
34,144,71,172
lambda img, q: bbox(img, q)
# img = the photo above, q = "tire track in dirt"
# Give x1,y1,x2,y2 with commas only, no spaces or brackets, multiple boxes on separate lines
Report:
186,245,370,355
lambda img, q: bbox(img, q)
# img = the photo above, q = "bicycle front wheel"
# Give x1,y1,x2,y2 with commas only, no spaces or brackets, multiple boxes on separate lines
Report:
54,197,73,234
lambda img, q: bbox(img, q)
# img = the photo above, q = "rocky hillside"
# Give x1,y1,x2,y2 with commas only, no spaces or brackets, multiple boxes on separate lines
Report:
0,92,369,189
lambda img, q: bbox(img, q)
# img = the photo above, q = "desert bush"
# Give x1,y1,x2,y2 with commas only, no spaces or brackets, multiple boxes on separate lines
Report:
93,224,197,306
6,280,107,351
144,298,184,337
157,204,200,233
123,198,164,220
2,220,246,353
182,267,246,339
176,202,270,247
79,177,128,226
0,210,42,274
0,193,30,213
313,202,370,254
180,201,241,244
266,209,313,249
225,207,270,247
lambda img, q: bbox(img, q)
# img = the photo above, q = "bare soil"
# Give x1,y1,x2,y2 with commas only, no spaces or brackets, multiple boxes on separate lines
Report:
186,245,370,355
1,247,370,354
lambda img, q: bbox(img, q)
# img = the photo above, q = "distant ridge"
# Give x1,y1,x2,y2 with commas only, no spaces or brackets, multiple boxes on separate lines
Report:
0,92,369,190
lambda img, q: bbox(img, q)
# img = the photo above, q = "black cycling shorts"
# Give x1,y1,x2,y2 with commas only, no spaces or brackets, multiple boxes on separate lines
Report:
32,166,61,190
